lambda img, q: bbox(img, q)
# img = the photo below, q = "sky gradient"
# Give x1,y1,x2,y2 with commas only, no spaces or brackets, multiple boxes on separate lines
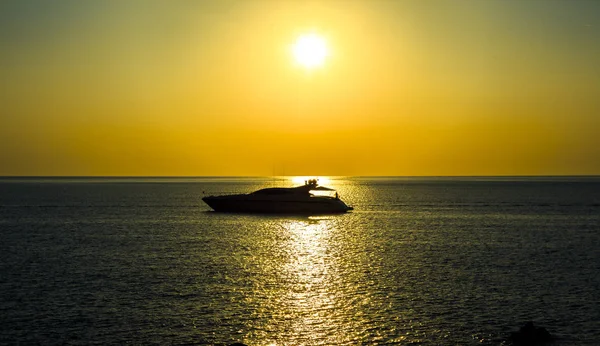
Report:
1,0,599,176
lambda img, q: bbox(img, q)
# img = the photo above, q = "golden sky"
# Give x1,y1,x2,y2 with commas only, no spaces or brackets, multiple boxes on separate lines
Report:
1,0,599,176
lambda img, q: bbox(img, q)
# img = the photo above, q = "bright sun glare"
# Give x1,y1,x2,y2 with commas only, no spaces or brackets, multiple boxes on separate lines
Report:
292,34,328,69
291,176,331,185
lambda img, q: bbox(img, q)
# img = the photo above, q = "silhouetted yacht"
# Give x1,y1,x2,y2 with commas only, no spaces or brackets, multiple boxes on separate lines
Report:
202,179,353,214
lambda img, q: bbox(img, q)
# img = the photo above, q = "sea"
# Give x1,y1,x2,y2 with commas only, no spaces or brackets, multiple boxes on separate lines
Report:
0,176,599,345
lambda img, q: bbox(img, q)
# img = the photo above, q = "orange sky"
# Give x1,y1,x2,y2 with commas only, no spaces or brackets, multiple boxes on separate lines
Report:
1,1,599,176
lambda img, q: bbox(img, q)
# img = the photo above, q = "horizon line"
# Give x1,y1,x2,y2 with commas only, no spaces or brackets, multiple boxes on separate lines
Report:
1,175,599,178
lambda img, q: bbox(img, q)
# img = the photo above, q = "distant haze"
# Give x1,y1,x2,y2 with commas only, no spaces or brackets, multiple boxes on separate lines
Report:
1,0,599,176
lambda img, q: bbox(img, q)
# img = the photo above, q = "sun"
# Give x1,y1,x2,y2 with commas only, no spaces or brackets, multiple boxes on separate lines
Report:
292,33,329,69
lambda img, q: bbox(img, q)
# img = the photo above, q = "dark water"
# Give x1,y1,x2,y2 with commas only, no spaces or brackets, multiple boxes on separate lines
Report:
1,177,599,345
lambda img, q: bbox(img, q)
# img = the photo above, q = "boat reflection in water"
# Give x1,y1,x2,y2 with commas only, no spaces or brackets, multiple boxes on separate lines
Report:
202,179,353,214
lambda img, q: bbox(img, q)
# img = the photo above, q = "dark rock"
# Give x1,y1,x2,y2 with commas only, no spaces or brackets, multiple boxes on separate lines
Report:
509,321,554,345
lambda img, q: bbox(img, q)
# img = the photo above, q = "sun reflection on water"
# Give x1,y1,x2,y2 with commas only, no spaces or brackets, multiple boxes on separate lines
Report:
280,217,340,343
236,210,389,345
237,215,358,345
233,181,387,345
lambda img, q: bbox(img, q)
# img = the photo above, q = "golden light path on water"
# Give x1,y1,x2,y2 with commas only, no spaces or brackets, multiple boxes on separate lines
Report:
238,214,356,345
230,177,400,345
281,217,338,343
241,212,397,345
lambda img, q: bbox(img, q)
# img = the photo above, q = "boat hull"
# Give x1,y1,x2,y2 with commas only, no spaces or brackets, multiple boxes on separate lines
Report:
202,195,352,214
